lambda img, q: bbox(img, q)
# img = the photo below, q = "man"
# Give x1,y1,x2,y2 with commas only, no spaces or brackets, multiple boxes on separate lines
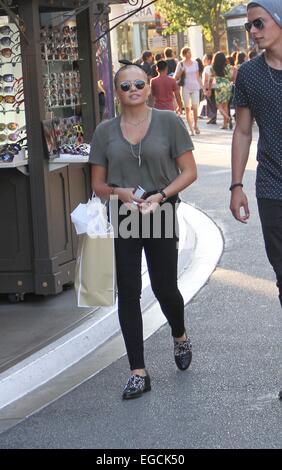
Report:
229,0,282,399
164,47,178,76
150,60,183,113
141,50,154,79
141,50,154,107
151,53,164,78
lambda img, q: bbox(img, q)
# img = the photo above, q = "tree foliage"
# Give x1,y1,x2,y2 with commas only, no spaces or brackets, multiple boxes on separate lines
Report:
157,0,236,50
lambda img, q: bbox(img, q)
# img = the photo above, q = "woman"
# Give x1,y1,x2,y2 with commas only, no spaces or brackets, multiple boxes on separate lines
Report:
174,47,203,135
89,63,197,399
97,79,106,121
210,51,233,130
233,51,247,82
203,53,217,124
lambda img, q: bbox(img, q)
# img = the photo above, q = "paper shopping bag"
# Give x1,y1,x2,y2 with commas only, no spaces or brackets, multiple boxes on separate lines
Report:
75,232,116,307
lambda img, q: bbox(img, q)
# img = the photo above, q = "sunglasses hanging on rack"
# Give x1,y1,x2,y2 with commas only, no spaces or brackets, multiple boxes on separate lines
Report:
0,25,19,37
40,24,78,62
0,39,21,67
0,125,26,149
0,37,18,47
0,121,18,131
0,86,24,113
0,21,26,163
43,70,81,109
0,73,15,83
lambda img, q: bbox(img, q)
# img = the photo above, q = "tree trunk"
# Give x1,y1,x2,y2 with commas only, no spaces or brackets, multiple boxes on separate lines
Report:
212,4,223,52
212,30,221,51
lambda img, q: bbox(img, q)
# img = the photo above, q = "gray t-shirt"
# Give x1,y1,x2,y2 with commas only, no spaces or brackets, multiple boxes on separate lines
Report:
89,109,194,192
234,53,282,200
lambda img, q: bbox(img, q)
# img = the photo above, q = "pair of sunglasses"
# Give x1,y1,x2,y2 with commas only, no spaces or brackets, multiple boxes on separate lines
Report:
0,142,22,153
119,80,146,92
0,124,26,141
0,37,16,47
0,73,14,82
60,143,86,155
0,85,13,93
0,26,17,36
0,152,14,162
245,18,264,33
0,122,18,131
0,95,16,103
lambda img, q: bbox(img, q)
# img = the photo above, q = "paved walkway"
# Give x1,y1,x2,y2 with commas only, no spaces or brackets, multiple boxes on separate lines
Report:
0,118,281,449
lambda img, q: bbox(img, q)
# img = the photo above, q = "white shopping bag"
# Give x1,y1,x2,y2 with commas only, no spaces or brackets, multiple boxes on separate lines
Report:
71,196,116,307
71,196,107,235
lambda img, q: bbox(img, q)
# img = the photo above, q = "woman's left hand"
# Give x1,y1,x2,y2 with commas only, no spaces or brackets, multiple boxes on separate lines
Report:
138,193,163,214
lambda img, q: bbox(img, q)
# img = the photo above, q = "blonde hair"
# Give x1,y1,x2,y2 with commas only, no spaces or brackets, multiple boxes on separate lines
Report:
98,79,106,95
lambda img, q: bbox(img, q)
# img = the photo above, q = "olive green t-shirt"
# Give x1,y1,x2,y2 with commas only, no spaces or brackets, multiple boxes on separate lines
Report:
89,108,194,192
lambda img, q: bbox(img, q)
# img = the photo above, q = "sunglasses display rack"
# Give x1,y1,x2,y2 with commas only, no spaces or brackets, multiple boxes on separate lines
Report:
0,21,27,168
0,1,112,301
39,14,90,162
40,22,86,115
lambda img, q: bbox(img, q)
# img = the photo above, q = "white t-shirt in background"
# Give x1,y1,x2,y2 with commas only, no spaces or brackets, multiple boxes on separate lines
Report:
175,60,200,91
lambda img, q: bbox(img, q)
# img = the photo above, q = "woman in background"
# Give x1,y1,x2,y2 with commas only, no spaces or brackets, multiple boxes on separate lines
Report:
174,47,203,135
211,51,233,130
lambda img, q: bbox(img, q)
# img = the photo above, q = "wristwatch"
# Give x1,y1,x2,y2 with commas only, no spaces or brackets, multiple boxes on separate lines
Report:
158,189,167,202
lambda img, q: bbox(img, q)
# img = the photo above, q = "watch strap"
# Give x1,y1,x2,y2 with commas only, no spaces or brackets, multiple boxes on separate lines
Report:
158,189,167,201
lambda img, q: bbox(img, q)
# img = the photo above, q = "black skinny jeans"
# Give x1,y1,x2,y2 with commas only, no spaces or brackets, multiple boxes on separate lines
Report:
257,198,282,307
113,198,185,370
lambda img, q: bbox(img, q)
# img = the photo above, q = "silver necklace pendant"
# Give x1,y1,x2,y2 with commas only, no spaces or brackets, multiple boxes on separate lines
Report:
267,64,282,86
130,141,142,166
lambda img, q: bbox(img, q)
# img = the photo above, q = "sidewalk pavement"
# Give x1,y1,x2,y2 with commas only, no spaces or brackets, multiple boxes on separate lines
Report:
0,184,223,430
0,116,281,449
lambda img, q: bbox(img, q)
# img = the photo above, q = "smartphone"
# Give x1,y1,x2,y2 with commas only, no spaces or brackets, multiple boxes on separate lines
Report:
132,185,146,205
133,185,146,199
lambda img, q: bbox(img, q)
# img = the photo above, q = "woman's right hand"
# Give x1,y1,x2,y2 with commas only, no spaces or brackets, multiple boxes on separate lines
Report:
115,187,144,210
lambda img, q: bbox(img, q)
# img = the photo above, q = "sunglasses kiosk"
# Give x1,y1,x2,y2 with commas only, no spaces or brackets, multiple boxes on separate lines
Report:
0,0,113,302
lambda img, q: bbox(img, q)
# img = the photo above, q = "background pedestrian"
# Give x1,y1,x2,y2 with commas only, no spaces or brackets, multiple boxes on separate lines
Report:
203,53,217,124
164,47,178,76
174,47,203,135
150,60,182,113
211,51,233,130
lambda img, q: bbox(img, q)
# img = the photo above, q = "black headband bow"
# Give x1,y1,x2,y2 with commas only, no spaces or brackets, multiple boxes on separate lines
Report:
118,59,144,70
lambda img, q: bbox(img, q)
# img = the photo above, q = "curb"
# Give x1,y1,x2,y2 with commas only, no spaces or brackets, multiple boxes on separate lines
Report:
0,202,223,411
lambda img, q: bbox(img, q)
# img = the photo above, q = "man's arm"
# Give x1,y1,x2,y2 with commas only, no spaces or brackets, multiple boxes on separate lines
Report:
230,106,253,223
196,70,203,90
173,83,183,113
203,69,212,96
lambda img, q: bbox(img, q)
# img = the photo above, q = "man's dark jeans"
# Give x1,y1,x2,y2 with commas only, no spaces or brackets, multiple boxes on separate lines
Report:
257,198,282,307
